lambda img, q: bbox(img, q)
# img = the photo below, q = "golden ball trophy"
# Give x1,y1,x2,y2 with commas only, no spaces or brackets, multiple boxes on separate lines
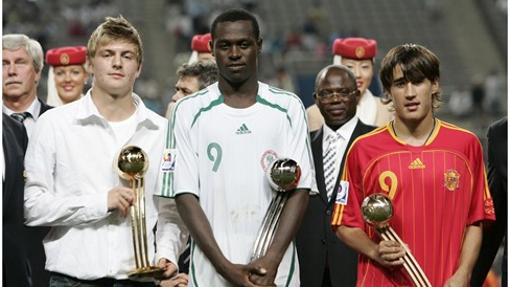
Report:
361,193,431,287
117,145,164,279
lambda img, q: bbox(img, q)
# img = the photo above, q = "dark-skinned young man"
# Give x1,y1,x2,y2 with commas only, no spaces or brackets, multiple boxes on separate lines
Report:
157,8,314,287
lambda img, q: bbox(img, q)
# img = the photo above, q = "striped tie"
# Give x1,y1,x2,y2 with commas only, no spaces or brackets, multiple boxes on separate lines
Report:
323,134,338,200
10,112,31,123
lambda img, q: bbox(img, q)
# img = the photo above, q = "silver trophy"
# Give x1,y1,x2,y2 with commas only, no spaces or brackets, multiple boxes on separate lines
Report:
250,158,301,260
362,193,431,287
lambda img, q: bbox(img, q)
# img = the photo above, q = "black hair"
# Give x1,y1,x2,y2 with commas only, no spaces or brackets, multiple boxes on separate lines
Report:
211,8,260,40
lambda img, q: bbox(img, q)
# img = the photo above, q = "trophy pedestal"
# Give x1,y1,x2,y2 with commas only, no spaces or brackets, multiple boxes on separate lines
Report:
128,266,165,280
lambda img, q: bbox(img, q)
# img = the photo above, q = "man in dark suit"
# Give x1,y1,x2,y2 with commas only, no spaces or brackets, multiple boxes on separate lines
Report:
2,34,52,287
296,65,376,287
3,113,31,287
471,117,507,287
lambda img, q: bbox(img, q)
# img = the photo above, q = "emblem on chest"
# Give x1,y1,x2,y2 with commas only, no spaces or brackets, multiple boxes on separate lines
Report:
444,169,460,191
260,150,278,171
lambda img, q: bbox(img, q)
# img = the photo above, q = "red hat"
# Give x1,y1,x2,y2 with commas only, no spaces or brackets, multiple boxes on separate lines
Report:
191,33,212,53
46,46,87,66
332,37,377,60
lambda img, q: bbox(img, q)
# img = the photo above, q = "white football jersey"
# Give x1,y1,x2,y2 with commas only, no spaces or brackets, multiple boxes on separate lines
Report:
159,82,315,286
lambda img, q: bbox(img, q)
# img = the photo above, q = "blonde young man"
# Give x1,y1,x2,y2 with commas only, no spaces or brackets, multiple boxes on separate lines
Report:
24,16,186,287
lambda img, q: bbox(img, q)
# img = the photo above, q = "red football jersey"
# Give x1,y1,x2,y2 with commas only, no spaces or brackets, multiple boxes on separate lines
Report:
331,120,495,287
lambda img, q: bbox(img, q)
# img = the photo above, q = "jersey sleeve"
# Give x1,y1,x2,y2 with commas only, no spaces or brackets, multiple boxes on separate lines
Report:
158,102,199,198
467,137,496,224
331,142,365,230
286,97,316,192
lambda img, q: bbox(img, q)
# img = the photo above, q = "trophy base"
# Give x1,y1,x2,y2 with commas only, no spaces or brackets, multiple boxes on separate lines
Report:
128,266,165,280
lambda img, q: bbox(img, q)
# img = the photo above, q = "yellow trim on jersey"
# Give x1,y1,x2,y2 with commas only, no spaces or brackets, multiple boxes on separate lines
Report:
331,204,345,227
334,125,393,226
424,118,441,145
386,120,407,145
387,119,440,146
483,168,492,200
340,125,389,182
440,120,492,199
439,120,478,138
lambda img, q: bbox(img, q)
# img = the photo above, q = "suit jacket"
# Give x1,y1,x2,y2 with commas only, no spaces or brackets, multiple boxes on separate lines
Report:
471,117,507,287
3,113,31,287
296,119,375,287
38,99,52,116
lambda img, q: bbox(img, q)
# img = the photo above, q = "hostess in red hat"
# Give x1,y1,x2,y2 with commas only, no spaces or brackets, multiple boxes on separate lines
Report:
332,37,377,60
191,33,212,53
46,46,87,67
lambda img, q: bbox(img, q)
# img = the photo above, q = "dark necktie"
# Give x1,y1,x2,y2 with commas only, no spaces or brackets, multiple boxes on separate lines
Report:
10,112,32,123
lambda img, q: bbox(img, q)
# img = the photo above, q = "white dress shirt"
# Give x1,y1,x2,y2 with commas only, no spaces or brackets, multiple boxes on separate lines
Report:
322,116,358,199
3,97,41,138
24,91,187,280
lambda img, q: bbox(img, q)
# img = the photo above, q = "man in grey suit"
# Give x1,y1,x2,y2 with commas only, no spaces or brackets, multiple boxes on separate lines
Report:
296,65,376,287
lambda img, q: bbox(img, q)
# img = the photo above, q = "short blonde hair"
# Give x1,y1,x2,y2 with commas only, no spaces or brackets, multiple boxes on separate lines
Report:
3,34,44,73
87,15,143,66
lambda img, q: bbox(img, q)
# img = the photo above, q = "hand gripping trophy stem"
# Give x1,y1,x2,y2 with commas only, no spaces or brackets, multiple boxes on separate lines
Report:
250,158,301,261
361,193,431,287
117,145,164,279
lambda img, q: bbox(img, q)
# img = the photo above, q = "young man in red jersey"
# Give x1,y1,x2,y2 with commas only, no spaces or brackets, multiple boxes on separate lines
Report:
332,44,495,287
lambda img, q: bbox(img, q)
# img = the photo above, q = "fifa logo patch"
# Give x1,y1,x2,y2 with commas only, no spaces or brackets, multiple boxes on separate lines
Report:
161,148,177,173
444,169,460,191
335,181,349,205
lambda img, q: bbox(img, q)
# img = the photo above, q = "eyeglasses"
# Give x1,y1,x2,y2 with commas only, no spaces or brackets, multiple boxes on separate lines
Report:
316,89,358,100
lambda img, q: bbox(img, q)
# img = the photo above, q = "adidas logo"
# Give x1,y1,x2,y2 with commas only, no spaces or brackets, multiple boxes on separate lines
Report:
409,158,426,169
236,123,251,135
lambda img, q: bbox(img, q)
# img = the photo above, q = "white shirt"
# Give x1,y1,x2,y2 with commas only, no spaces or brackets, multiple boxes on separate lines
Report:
24,91,186,280
3,97,41,138
322,116,358,199
157,82,315,286
109,113,138,147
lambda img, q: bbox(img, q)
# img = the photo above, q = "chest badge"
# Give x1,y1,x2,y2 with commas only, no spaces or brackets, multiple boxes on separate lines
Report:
444,169,460,191
260,150,278,172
